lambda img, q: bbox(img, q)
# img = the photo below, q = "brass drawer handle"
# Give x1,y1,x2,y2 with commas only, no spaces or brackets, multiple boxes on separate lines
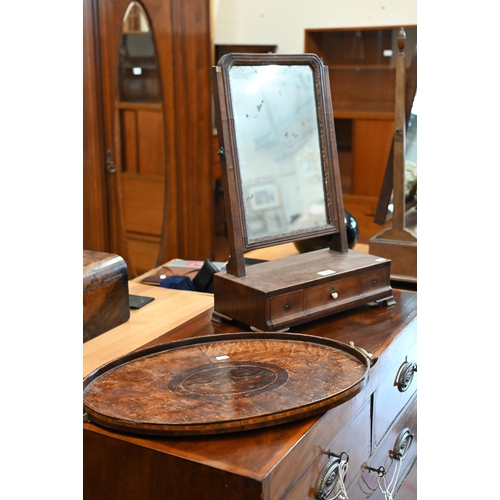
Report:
396,361,417,392
393,428,414,461
330,286,339,300
315,451,349,500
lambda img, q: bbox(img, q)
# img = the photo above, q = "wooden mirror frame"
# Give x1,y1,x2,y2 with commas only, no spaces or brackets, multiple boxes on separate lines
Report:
374,43,417,225
211,53,348,278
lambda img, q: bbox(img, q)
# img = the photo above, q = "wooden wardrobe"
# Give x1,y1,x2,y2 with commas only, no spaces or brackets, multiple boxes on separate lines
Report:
83,0,214,277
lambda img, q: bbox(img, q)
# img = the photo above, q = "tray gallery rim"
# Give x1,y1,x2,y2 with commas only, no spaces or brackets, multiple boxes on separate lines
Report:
83,331,370,436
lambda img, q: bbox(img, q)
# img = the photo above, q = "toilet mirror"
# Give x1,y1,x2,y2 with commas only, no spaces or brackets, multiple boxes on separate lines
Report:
212,54,347,276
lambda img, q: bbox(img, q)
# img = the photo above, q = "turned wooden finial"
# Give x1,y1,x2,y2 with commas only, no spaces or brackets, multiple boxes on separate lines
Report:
398,27,406,52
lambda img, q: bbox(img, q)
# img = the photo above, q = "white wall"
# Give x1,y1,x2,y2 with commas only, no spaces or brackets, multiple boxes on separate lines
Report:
213,0,417,54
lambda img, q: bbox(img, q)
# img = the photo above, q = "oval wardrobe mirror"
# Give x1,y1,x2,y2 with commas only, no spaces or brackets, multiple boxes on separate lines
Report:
113,1,167,277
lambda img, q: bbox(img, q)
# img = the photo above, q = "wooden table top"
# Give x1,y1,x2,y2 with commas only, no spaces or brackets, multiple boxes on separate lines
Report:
83,283,214,377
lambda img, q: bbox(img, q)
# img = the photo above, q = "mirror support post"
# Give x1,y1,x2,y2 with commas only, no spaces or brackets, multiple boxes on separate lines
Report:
211,66,247,277
324,70,348,254
392,29,407,231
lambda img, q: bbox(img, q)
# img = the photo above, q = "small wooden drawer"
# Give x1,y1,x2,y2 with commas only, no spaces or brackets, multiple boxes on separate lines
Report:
359,268,391,295
372,324,417,446
270,289,305,324
304,275,360,314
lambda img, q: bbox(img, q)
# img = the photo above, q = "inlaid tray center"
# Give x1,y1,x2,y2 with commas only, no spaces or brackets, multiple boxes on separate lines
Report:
169,361,288,399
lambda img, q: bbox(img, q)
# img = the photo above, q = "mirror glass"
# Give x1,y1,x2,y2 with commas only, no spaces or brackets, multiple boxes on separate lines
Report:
228,64,331,245
386,92,417,215
403,91,417,200
118,2,160,103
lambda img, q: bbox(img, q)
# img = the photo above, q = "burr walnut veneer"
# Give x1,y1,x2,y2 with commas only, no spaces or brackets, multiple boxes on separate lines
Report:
83,332,370,435
83,281,417,499
83,250,130,342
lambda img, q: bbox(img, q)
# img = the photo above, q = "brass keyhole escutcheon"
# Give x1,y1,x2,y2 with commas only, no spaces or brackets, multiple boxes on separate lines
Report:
284,301,290,311
330,286,339,300
106,149,116,173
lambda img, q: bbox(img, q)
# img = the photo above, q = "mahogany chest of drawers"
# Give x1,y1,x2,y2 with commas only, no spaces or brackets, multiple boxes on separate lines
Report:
83,289,416,499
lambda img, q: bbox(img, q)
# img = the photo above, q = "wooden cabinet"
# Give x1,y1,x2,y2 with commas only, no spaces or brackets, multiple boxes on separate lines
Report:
83,288,417,499
83,0,214,277
304,26,417,197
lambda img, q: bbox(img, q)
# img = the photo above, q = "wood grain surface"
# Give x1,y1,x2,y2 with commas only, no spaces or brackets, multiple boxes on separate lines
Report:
83,283,213,377
83,250,130,341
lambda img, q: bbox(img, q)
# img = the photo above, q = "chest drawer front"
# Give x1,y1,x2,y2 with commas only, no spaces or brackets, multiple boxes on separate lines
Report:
373,324,417,446
281,399,371,500
270,289,305,324
348,393,417,500
303,275,360,314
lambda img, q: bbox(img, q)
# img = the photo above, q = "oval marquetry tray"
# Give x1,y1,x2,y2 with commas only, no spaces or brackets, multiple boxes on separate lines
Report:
83,332,370,435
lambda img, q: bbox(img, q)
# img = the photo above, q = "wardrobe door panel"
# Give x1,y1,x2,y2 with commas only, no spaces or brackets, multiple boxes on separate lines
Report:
136,109,165,176
85,0,214,277
169,0,214,260
121,174,164,235
120,109,139,173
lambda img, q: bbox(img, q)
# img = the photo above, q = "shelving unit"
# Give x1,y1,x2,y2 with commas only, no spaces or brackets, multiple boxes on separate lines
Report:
304,26,417,197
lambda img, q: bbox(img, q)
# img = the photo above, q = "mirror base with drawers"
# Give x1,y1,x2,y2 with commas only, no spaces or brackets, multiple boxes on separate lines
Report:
213,248,394,332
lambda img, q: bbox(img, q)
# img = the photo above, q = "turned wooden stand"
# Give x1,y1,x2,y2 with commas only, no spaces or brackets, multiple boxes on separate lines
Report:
370,28,417,283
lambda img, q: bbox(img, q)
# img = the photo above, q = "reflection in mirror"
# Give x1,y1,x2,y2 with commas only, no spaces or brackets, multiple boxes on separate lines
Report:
228,64,329,244
386,92,417,215
404,92,417,200
118,1,160,103
406,92,417,165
